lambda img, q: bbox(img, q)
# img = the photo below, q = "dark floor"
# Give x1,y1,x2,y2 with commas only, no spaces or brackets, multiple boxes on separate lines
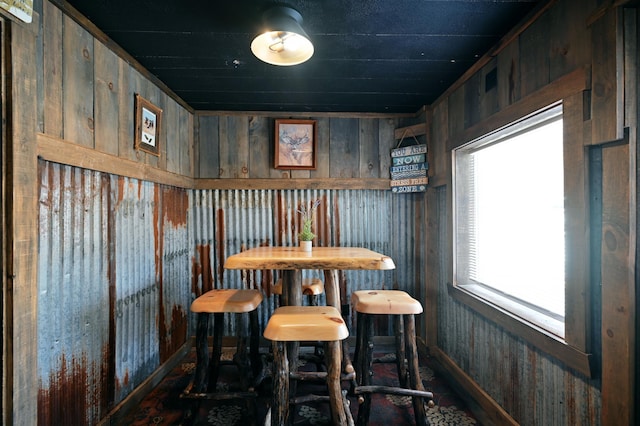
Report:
119,345,479,425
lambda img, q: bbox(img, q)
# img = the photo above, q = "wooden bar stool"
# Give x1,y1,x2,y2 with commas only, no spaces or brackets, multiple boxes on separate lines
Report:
351,290,434,426
263,306,354,426
273,276,326,362
272,276,325,306
184,288,263,395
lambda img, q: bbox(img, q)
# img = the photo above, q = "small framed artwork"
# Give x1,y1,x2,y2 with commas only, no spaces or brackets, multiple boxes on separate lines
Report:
274,119,317,169
134,94,162,156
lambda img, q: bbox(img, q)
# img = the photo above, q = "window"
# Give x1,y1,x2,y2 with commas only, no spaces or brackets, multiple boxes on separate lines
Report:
453,103,565,337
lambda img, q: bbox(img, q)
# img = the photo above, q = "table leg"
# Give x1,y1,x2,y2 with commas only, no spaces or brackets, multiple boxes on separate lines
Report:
322,269,340,309
326,341,349,425
281,269,302,388
271,341,290,426
281,269,302,306
323,270,354,375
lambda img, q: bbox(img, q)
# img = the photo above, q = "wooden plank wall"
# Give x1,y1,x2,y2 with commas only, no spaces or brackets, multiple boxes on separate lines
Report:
195,113,402,185
40,1,193,176
7,1,195,424
8,9,40,426
7,2,420,424
600,7,638,426
425,0,637,425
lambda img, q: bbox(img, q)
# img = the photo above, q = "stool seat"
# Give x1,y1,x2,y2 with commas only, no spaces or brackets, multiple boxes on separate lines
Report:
273,277,324,296
191,288,263,313
264,306,348,342
351,290,423,315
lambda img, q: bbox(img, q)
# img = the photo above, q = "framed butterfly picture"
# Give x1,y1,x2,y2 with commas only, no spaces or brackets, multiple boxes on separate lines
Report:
134,94,162,156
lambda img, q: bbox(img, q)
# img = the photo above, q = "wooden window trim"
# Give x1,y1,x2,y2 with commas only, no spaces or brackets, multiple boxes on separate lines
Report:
448,283,592,377
449,67,593,378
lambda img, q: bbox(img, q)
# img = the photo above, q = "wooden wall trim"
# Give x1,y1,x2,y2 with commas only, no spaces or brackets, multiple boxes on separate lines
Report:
194,177,391,190
394,123,427,140
36,133,194,188
586,0,638,27
429,347,519,426
195,110,416,119
454,66,590,147
97,342,191,426
600,142,633,425
37,133,392,191
10,16,40,426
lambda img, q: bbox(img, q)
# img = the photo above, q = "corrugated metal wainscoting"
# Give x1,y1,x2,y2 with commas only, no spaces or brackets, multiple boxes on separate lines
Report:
37,161,191,424
189,188,426,335
36,161,425,424
434,186,601,424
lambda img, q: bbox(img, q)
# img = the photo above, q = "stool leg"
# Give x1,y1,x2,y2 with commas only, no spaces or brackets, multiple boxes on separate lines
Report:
282,270,302,390
271,341,290,426
353,311,364,383
356,313,374,426
326,340,348,425
193,312,210,393
235,313,250,390
207,312,224,392
249,309,262,381
394,314,408,388
405,314,428,425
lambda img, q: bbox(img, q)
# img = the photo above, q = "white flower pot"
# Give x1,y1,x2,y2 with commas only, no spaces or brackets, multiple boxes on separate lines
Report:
300,240,312,252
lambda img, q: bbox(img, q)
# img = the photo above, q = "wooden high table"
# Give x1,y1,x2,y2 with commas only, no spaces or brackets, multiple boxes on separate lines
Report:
224,246,396,371
224,246,396,310
226,247,394,425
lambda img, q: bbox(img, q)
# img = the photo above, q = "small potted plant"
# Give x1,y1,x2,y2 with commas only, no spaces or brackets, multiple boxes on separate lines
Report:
297,199,321,251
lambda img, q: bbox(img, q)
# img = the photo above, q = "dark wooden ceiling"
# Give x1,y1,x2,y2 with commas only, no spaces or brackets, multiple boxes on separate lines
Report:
62,0,541,114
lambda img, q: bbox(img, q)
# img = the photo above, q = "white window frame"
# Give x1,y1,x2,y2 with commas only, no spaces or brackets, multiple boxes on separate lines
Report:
452,103,565,338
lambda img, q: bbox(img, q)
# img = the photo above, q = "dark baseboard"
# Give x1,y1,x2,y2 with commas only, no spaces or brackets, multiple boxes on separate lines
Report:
98,340,192,426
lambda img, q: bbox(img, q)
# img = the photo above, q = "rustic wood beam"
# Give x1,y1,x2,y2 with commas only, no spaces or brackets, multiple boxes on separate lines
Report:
37,133,392,191
455,66,590,148
194,178,391,190
36,133,194,188
394,123,427,140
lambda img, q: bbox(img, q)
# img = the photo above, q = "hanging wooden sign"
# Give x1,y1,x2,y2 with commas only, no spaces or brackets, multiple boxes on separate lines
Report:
390,161,428,179
389,126,428,192
390,176,428,193
391,143,427,158
392,153,427,166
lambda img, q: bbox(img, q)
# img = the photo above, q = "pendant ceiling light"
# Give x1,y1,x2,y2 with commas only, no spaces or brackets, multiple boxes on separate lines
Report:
251,5,314,66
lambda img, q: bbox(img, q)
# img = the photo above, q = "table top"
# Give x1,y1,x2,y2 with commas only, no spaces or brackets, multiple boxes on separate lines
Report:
224,246,396,271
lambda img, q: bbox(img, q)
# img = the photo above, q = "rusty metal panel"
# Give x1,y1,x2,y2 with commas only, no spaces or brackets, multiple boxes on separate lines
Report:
38,161,193,423
37,161,110,425
189,189,216,299
111,175,160,402
158,185,190,361
189,189,424,335
189,188,217,339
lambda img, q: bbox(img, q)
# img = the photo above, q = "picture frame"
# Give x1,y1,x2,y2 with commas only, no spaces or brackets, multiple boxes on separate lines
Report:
274,119,317,170
134,94,162,156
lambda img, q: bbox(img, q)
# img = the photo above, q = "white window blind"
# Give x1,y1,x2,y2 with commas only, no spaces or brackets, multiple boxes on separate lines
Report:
454,103,565,325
